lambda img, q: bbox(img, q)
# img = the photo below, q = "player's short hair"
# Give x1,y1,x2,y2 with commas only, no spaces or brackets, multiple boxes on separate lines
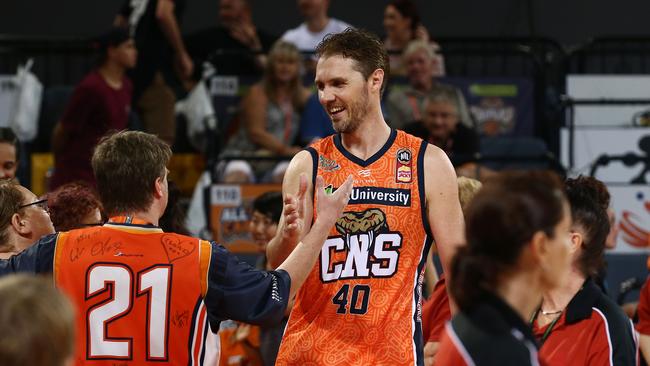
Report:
316,28,390,95
0,274,75,366
92,130,172,216
0,180,24,247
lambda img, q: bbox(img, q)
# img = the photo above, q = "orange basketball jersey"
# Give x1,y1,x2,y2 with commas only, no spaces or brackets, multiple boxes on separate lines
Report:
53,220,213,366
276,130,432,365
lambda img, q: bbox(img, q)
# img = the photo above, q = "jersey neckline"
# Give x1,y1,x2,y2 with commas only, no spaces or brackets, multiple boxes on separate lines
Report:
333,128,398,168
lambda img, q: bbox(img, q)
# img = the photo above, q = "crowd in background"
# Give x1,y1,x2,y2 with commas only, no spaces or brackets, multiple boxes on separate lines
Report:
0,0,649,366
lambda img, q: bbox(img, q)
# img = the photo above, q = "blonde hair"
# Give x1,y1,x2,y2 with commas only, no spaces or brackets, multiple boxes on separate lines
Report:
403,39,436,61
458,176,482,213
0,275,75,366
263,40,304,110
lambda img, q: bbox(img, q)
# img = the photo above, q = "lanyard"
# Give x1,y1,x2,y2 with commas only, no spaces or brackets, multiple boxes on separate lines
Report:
108,216,153,226
530,309,562,345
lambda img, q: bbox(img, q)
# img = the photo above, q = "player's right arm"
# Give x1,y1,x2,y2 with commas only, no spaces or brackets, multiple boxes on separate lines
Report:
266,150,314,269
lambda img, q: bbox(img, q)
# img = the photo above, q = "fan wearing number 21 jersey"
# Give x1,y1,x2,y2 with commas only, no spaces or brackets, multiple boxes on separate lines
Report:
0,218,291,366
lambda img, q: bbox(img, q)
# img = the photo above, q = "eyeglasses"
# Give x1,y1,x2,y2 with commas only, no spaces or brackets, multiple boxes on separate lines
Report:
18,199,49,214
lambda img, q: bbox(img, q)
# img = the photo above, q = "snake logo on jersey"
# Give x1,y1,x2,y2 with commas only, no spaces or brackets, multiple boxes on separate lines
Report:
321,208,402,283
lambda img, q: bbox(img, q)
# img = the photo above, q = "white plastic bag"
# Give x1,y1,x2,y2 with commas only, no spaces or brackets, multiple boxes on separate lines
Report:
176,80,217,152
8,59,42,141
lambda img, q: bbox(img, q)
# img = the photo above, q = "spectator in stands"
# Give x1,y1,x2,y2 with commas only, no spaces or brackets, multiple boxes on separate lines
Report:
51,27,136,190
281,0,352,70
382,0,443,76
404,88,481,178
386,39,472,130
422,176,482,366
116,0,193,145
45,182,104,232
185,0,277,77
533,176,637,365
0,274,75,366
0,180,54,259
222,41,310,183
0,128,18,181
436,171,572,365
297,93,335,145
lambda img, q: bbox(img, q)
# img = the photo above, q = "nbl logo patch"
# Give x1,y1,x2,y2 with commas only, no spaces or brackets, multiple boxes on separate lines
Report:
395,148,412,183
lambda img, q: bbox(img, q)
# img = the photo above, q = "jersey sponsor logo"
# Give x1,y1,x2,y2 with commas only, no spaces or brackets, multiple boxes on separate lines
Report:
319,155,340,172
358,169,371,177
396,148,413,183
349,186,411,207
320,208,401,283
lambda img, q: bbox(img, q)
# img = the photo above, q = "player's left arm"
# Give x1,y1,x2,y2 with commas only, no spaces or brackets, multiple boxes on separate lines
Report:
423,144,465,295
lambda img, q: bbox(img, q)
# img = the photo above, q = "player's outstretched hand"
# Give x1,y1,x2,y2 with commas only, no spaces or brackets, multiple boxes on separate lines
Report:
315,175,353,226
282,173,308,245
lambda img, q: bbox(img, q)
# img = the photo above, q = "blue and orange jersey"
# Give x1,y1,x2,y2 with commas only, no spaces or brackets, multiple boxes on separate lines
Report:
277,130,433,365
54,217,212,365
0,217,292,366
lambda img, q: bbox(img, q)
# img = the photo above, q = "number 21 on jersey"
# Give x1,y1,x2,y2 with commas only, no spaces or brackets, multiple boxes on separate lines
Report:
86,262,172,361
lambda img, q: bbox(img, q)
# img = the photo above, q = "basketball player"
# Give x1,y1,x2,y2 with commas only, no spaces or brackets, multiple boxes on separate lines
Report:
267,28,465,365
0,130,353,366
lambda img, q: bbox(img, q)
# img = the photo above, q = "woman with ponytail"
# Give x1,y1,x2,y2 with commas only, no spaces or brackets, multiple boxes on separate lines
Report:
435,171,573,365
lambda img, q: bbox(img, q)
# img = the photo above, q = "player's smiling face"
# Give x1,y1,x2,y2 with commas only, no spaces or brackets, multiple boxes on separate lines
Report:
315,55,370,134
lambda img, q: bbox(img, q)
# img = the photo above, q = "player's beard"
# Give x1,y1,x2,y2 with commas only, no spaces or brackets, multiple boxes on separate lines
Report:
332,87,369,134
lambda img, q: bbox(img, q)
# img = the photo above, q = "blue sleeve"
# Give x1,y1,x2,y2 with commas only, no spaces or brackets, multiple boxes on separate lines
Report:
299,93,335,144
0,234,57,275
204,243,291,328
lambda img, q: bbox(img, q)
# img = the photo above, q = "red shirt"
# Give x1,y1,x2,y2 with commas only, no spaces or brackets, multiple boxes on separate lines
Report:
422,276,451,342
534,279,638,366
637,277,650,335
51,70,132,189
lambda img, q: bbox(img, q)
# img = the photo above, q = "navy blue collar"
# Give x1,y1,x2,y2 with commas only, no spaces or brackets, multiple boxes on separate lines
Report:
333,128,397,168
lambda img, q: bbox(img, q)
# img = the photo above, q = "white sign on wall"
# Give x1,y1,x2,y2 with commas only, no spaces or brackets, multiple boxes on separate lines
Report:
566,75,650,127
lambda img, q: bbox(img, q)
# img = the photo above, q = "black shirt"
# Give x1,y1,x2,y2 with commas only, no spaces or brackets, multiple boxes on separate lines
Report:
185,26,278,77
404,122,479,167
438,292,541,365
120,0,187,98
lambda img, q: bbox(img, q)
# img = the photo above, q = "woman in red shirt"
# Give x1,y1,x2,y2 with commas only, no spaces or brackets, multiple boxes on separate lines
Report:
532,177,638,365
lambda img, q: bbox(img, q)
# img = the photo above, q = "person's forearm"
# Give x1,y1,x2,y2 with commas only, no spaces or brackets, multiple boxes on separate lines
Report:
277,219,330,299
266,232,298,270
156,0,187,56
